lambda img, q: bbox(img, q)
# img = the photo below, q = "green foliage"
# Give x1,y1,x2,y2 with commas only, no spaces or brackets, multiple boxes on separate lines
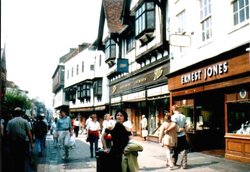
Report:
4,89,32,111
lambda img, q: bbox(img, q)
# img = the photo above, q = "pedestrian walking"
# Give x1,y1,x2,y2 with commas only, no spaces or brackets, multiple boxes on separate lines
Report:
34,114,48,157
41,113,48,148
6,107,34,172
22,114,34,157
73,118,80,137
171,104,189,169
57,109,73,160
141,114,148,140
51,117,58,147
86,114,100,158
159,112,177,169
101,109,132,172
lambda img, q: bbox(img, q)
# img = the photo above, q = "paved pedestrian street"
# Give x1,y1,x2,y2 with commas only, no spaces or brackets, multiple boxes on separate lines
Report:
34,133,250,172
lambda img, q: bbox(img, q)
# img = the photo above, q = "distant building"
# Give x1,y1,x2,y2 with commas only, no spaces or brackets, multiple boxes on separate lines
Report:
52,48,78,114
63,43,109,125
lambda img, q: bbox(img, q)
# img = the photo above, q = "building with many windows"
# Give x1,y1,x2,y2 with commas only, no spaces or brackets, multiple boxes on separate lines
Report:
52,47,78,115
166,0,249,162
63,43,109,126
93,0,170,140
52,0,249,163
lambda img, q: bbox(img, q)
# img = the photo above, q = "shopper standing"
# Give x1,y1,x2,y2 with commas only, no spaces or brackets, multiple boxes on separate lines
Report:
159,112,177,169
102,113,115,148
141,114,148,140
86,114,100,158
171,105,189,169
101,109,132,172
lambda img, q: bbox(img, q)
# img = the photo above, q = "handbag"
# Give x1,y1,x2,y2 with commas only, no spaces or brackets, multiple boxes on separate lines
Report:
142,129,148,137
86,135,90,142
104,133,112,140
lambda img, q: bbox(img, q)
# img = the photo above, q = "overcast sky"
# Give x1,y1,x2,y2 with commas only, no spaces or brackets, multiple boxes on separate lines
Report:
1,0,102,109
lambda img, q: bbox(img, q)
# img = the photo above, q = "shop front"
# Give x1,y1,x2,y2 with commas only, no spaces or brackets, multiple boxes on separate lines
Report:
109,65,170,140
167,44,250,162
70,105,108,128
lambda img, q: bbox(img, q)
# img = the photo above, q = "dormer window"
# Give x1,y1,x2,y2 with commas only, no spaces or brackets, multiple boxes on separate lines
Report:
135,1,155,42
105,39,116,62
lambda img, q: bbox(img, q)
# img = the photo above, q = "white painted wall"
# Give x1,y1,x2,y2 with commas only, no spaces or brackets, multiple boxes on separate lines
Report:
168,0,250,72
64,48,109,109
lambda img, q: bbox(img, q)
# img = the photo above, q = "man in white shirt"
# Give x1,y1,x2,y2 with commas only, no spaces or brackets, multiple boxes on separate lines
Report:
171,105,189,169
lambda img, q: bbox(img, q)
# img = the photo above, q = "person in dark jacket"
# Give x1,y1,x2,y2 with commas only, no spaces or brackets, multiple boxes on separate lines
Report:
34,115,48,157
101,109,132,172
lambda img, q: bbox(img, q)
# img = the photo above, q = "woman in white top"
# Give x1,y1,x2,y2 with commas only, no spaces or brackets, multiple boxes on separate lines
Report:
86,114,100,158
73,118,80,137
102,114,115,148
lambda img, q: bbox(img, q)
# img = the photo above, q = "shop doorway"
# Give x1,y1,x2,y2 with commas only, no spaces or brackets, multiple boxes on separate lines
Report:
180,91,225,155
194,91,225,153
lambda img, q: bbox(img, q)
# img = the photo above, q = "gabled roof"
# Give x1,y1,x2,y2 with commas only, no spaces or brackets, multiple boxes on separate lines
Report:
103,0,125,33
92,0,126,50
59,48,78,64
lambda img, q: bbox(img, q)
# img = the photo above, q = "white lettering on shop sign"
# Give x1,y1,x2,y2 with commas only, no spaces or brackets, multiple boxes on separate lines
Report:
181,61,228,84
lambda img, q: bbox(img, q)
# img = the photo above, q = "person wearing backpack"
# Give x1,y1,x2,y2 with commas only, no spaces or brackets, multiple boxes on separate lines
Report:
34,115,48,157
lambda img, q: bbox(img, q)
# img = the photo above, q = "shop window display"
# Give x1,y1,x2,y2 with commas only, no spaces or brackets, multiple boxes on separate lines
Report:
180,105,223,133
227,102,250,135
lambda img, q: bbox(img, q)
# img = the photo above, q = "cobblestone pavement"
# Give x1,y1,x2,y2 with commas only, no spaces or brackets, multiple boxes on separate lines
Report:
36,133,250,172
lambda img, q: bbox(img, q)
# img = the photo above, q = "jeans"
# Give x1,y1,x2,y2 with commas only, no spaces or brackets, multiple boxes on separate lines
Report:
89,137,99,157
173,135,188,167
58,130,70,158
36,137,45,153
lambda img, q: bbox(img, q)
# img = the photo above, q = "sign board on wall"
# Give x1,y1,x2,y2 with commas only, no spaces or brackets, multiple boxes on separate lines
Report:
170,34,191,47
117,59,129,73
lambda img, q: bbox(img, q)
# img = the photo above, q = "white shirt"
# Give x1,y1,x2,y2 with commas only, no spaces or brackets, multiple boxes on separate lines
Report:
102,119,116,134
74,120,80,127
86,120,100,131
171,112,186,137
141,117,147,129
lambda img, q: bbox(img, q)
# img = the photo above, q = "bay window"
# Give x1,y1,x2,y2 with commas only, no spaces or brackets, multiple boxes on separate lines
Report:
105,39,116,61
135,1,155,39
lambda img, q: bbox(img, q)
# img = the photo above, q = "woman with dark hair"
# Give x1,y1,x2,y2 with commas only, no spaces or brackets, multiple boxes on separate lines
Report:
101,109,132,172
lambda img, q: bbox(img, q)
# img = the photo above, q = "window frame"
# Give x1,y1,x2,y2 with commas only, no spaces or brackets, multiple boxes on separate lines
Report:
135,1,155,39
105,38,116,61
200,0,212,42
233,0,249,25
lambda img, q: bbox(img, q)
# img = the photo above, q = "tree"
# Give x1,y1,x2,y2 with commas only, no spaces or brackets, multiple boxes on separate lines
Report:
3,88,32,112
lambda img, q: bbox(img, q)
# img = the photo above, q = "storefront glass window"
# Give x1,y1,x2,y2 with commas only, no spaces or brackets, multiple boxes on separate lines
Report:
180,106,194,132
148,99,168,136
227,102,250,134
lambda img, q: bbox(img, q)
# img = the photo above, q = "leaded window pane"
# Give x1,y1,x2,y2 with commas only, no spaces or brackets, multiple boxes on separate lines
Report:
147,11,155,29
